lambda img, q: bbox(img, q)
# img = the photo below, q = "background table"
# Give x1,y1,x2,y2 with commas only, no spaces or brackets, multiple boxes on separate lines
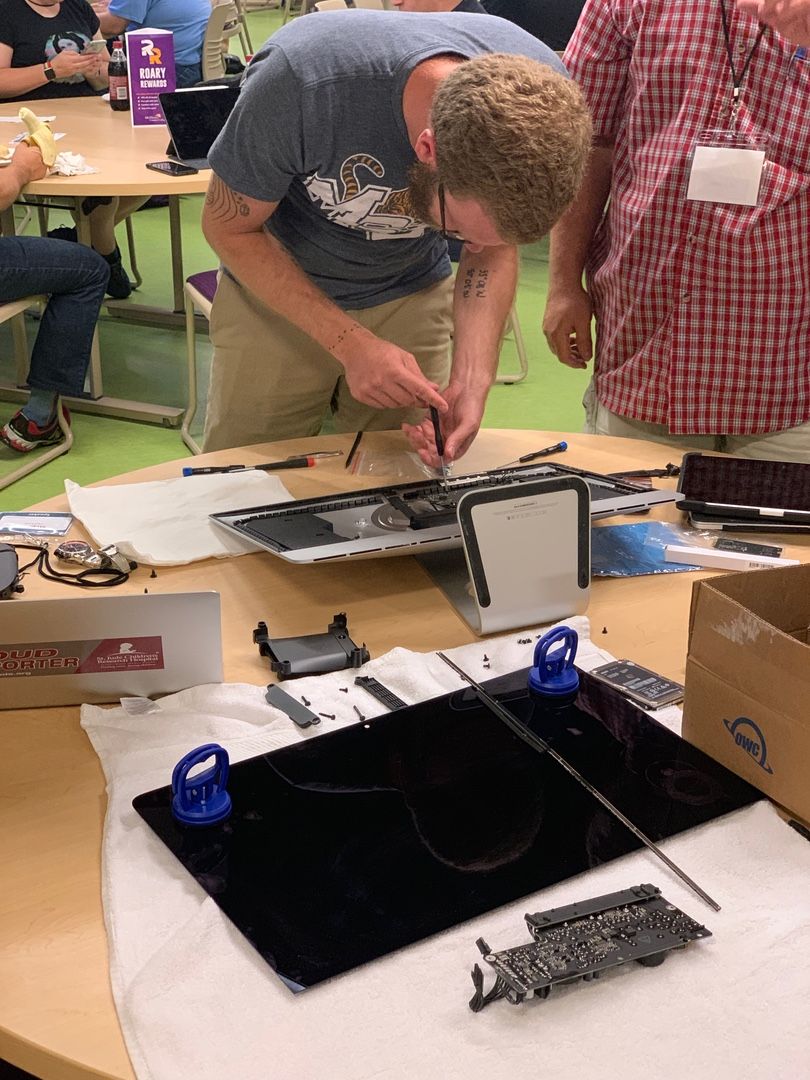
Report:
0,96,211,425
2,429,808,1080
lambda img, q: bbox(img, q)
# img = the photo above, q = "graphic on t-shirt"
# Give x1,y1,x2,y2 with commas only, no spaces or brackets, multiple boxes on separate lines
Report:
44,30,92,82
304,154,428,241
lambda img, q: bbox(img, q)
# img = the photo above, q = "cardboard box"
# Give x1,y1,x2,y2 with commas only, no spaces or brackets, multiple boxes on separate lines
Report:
125,28,175,127
682,563,810,823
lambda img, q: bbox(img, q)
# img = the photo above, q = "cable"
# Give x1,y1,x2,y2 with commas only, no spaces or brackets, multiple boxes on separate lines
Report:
12,543,134,589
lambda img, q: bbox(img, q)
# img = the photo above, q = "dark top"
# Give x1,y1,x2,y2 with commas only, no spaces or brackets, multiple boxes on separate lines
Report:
453,0,487,12
481,0,584,51
0,0,100,100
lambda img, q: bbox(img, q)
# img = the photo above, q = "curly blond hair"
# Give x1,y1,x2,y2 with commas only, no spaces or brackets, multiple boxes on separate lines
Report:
431,54,593,244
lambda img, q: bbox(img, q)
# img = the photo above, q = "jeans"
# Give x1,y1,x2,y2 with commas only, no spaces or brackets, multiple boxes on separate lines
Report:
0,236,109,397
175,62,203,88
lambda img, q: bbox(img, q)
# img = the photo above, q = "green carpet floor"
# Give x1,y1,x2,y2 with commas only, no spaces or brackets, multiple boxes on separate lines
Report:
0,6,590,511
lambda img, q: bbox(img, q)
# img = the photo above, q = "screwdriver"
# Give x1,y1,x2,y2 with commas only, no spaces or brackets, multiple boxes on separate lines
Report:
429,405,449,485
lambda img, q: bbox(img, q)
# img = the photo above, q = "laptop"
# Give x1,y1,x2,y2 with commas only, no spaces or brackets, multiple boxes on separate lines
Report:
210,461,680,564
158,85,240,169
0,591,223,708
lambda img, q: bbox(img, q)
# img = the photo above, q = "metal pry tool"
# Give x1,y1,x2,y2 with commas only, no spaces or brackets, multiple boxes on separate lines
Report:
436,648,721,913
429,405,449,487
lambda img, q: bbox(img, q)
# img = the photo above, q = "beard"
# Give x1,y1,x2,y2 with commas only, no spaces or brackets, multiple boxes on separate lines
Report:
407,161,439,227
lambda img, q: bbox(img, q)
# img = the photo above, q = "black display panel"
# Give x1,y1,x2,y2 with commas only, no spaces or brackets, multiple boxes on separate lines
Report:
133,670,757,993
679,452,810,513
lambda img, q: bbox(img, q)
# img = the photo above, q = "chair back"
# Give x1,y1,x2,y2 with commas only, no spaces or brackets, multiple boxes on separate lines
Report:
313,0,349,9
202,1,241,81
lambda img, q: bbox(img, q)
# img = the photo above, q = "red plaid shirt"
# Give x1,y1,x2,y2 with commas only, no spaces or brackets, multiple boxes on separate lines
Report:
565,0,810,435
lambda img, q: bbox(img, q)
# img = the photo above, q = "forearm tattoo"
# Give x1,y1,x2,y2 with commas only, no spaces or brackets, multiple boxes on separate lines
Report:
327,322,359,355
462,267,489,299
205,175,251,222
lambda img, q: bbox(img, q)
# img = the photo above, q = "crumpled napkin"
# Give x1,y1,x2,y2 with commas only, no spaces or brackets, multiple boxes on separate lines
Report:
49,150,98,176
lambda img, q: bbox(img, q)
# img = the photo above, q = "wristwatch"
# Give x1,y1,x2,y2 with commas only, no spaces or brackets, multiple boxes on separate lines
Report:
54,540,105,568
43,61,57,82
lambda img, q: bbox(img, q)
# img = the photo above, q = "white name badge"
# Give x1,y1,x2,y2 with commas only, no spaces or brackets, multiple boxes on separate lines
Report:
686,130,768,207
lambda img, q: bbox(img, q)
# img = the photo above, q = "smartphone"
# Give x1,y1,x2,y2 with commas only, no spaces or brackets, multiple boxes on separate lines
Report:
83,39,108,54
145,160,199,177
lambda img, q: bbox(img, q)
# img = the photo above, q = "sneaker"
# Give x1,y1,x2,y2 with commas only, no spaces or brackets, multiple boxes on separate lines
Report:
104,246,133,300
47,225,78,243
0,408,70,453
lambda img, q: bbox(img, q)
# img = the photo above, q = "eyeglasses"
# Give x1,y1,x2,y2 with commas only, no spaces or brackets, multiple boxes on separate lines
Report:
437,182,467,244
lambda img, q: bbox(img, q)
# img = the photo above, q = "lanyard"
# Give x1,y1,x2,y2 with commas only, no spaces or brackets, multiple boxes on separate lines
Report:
718,0,767,125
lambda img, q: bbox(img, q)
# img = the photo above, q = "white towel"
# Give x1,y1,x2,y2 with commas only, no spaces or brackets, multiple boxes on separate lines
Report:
81,617,810,1080
65,473,291,565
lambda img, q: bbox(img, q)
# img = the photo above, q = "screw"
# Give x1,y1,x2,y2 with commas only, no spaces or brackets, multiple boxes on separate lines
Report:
339,687,348,693
150,569,157,579
602,626,608,634
482,654,489,662
319,712,335,721
301,695,311,706
353,705,365,721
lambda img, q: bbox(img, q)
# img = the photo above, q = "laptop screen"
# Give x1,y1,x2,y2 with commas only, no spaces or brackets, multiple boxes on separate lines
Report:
158,86,240,163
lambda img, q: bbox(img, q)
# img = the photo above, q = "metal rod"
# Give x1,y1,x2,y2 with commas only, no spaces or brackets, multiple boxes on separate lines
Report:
437,652,721,912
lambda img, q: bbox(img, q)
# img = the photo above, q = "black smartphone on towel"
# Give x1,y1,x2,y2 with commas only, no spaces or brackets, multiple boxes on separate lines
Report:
145,160,199,177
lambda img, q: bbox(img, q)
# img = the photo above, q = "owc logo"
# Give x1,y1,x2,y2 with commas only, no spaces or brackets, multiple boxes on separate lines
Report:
723,716,774,774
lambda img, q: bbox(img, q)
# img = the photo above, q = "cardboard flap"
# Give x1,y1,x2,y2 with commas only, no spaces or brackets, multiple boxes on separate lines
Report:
687,573,810,714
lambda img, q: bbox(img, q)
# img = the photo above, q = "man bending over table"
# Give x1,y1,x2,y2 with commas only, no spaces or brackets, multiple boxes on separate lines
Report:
200,12,591,465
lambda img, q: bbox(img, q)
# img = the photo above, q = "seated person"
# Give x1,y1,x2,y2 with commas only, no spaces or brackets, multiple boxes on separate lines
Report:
0,141,109,453
0,0,143,298
95,0,211,88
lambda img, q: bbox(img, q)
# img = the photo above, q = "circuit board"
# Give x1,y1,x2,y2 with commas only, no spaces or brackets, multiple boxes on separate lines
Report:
470,884,710,1011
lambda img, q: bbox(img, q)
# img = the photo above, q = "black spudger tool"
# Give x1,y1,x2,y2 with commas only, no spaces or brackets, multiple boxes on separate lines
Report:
429,405,449,487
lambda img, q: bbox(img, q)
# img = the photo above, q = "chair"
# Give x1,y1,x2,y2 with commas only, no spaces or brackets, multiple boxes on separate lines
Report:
0,296,74,491
312,0,348,9
203,2,244,82
352,0,385,8
182,270,218,453
229,0,254,56
497,304,529,385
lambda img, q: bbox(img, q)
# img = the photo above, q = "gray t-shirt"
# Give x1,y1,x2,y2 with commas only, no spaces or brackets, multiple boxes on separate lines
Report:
209,11,565,309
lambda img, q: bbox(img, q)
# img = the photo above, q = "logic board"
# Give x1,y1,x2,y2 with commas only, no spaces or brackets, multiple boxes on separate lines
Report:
470,884,710,1011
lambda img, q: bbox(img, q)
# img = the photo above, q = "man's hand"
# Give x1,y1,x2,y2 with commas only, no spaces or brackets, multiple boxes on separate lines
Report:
542,283,594,370
736,0,810,44
11,142,46,183
341,337,447,412
402,382,486,467
49,49,98,80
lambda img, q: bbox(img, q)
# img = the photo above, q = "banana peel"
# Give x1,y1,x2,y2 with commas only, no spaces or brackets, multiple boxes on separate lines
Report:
18,107,57,167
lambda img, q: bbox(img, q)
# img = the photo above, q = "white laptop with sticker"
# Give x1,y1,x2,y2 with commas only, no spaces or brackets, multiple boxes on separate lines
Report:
0,591,223,709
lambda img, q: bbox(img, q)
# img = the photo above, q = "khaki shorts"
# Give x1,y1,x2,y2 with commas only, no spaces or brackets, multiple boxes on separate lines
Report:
202,274,454,452
583,379,810,463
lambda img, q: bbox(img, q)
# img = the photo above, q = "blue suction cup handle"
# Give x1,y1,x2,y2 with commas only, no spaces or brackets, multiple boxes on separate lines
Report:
528,625,580,701
171,743,232,827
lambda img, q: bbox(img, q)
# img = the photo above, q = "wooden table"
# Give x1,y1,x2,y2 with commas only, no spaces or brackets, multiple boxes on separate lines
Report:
2,429,808,1080
0,95,211,425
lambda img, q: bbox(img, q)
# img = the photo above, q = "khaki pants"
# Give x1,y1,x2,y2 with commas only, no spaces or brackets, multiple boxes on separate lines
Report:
203,274,454,452
583,380,810,463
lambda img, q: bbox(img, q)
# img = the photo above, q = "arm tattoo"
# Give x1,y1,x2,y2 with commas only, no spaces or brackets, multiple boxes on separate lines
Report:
462,267,489,299
327,322,359,355
205,175,251,223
